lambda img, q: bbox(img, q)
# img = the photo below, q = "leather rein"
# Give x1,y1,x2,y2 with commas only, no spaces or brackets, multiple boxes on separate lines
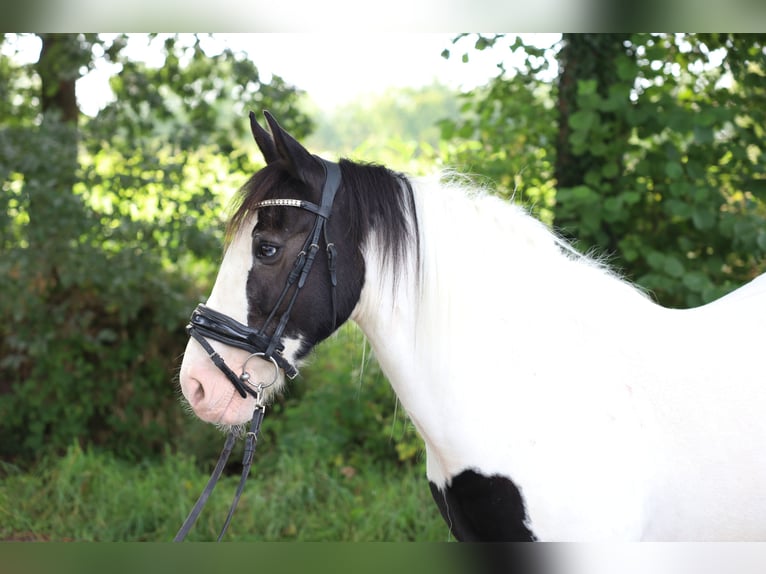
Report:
174,158,341,541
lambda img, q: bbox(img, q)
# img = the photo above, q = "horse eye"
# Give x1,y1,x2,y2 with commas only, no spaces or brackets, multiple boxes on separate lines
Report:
255,243,280,260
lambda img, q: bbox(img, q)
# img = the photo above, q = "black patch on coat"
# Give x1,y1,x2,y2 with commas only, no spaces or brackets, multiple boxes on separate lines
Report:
429,469,536,542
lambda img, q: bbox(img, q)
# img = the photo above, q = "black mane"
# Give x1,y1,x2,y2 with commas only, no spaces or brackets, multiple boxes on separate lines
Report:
227,158,420,286
336,159,419,283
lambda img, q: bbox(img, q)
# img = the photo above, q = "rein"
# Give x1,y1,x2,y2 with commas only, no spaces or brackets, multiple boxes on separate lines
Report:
175,158,341,541
173,387,266,542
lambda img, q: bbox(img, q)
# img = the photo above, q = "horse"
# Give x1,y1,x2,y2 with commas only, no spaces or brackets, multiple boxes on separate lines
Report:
179,110,766,542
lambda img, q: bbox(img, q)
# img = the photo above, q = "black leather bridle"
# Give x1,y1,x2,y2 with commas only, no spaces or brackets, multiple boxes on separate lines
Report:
174,157,342,541
187,157,341,393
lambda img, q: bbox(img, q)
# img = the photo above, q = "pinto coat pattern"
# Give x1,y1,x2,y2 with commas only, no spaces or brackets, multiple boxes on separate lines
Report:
179,111,766,541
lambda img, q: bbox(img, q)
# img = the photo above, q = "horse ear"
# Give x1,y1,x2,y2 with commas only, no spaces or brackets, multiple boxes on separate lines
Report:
249,110,279,164
263,110,319,183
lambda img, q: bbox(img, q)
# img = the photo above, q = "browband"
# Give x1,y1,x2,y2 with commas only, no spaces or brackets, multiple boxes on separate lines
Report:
252,158,341,219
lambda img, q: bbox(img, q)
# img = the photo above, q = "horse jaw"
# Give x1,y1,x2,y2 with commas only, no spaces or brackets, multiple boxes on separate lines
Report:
178,217,288,426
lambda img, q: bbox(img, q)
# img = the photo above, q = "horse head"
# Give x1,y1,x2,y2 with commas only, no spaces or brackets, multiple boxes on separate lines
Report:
179,112,364,426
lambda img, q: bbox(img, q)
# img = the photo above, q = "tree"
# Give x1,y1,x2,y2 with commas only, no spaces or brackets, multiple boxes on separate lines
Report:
440,35,559,225
442,33,766,308
555,33,766,307
0,33,313,461
554,33,631,253
38,33,83,124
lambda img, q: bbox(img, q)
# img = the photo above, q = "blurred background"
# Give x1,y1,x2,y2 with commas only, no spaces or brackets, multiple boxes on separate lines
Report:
1,33,764,542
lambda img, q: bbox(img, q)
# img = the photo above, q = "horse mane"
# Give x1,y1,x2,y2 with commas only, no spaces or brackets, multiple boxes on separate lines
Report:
411,174,652,313
225,158,420,288
336,159,420,287
225,161,645,314
225,165,295,245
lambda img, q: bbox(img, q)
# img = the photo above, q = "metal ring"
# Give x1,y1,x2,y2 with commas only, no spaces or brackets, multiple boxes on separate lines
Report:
240,352,280,390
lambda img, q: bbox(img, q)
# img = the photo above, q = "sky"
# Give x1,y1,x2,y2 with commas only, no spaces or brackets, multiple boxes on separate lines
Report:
5,33,561,115
206,34,560,109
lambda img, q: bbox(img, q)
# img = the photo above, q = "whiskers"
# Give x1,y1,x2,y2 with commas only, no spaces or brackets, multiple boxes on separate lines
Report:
172,363,191,408
174,355,246,438
214,420,248,438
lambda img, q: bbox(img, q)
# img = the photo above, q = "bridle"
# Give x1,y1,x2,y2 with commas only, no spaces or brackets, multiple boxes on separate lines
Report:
174,157,342,541
187,158,341,392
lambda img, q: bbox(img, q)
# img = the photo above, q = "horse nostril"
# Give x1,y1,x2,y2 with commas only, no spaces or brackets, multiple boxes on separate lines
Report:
189,378,206,408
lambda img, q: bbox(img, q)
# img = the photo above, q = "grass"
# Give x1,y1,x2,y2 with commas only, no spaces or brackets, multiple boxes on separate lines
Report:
0,325,450,542
0,441,447,542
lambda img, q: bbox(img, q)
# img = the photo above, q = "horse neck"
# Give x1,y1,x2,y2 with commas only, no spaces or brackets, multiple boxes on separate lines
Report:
352,176,645,365
349,178,655,478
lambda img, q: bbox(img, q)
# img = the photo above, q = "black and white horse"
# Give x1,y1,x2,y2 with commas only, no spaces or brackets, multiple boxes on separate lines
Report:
179,111,766,541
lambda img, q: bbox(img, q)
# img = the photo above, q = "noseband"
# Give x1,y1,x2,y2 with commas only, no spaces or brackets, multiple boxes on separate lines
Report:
175,158,341,541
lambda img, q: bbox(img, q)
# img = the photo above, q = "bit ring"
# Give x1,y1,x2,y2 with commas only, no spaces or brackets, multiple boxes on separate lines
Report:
240,352,280,390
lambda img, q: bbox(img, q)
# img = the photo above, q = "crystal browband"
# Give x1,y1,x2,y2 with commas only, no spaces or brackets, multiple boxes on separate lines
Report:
253,199,306,209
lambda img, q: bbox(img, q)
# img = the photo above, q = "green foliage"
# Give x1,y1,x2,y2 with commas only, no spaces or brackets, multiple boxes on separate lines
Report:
0,331,445,541
443,33,766,307
308,82,461,174
0,33,313,463
91,34,312,172
439,34,559,225
0,117,216,461
556,33,766,307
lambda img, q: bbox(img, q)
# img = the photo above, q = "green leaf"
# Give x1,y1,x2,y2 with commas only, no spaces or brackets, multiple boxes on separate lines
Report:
603,197,624,222
568,109,598,132
745,177,766,200
475,37,490,51
622,191,642,205
691,207,716,231
584,170,602,188
698,107,722,127
616,55,637,81
577,79,598,96
601,162,619,179
664,161,684,179
618,239,640,262
665,199,691,218
682,271,711,293
570,185,598,202
626,105,648,127
693,125,713,145
663,255,685,278
646,250,665,270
